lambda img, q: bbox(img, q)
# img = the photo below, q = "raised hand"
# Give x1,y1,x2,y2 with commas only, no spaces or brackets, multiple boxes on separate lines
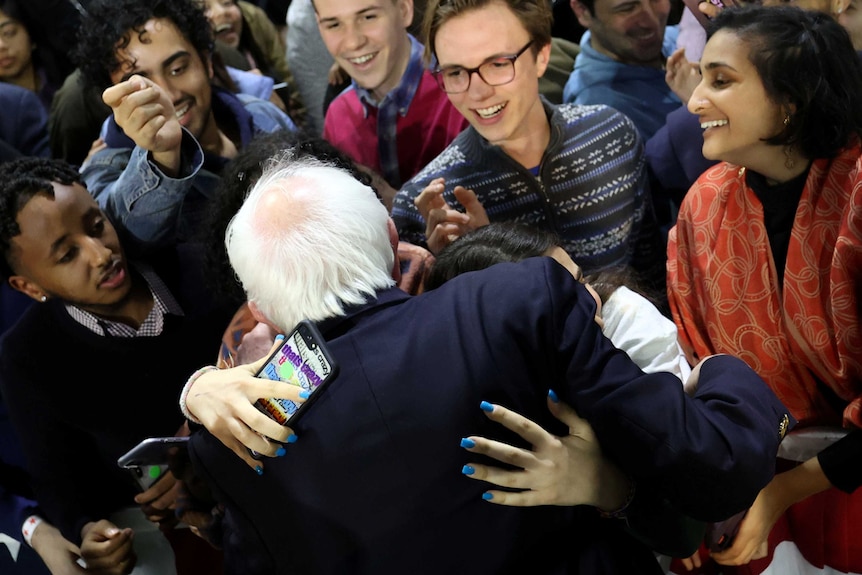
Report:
185,336,305,470
665,48,701,104
102,74,183,175
414,178,489,254
79,520,136,575
460,394,630,510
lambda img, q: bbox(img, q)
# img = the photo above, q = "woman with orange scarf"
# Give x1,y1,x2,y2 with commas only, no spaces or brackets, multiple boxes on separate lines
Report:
668,5,862,574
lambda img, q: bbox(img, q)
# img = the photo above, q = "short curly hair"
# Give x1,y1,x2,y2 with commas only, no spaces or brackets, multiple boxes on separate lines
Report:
75,0,214,92
0,158,83,281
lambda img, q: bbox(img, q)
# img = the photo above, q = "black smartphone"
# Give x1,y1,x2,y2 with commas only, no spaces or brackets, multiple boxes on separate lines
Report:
117,436,190,491
253,319,339,427
705,509,747,552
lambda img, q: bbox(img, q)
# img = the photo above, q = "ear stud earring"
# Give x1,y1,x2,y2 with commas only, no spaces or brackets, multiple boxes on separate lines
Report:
40,296,47,302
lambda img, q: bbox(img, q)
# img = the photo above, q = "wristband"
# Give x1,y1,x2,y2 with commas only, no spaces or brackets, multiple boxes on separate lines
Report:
179,366,218,424
597,476,636,519
22,515,43,547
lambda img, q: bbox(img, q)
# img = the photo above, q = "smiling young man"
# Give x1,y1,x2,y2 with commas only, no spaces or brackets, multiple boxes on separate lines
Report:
563,0,681,140
316,0,468,191
75,0,295,254
391,0,666,296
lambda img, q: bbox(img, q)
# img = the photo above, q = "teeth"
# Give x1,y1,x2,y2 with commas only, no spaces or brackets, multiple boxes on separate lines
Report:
476,103,505,118
175,104,190,119
216,23,232,33
349,53,375,65
701,120,728,129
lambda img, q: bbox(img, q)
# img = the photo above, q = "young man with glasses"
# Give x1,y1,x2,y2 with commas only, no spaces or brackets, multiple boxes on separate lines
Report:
316,0,468,195
392,0,666,296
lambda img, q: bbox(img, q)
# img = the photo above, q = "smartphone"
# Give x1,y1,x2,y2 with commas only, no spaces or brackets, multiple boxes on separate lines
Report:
705,509,746,552
254,319,339,427
117,436,190,491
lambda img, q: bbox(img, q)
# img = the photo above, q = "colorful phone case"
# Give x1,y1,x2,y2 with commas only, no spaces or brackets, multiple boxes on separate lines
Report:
254,320,339,426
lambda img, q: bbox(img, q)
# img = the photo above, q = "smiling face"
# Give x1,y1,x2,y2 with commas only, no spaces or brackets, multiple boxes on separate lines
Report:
202,0,243,49
315,0,413,102
572,0,670,67
7,182,132,312
687,30,789,177
110,18,215,142
0,9,33,84
434,1,551,165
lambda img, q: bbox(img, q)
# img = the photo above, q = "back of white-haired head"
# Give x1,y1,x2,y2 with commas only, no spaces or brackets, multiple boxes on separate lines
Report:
225,152,396,332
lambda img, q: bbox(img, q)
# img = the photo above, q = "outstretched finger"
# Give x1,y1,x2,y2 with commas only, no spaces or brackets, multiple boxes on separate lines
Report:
546,392,595,440
461,459,531,491
476,488,548,507
453,186,489,227
414,178,448,218
461,435,538,477
101,75,148,108
478,401,556,448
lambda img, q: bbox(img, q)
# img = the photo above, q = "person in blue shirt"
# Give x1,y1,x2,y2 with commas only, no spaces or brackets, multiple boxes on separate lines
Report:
563,0,682,140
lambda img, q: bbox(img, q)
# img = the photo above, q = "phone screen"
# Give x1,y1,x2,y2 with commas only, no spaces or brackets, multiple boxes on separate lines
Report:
128,464,169,491
254,320,339,426
117,436,189,491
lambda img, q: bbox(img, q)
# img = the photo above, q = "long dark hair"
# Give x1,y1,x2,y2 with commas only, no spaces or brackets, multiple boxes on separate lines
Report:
0,0,74,89
707,5,862,158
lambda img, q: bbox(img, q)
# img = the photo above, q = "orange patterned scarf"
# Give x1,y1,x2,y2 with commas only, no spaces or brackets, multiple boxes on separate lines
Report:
668,143,862,428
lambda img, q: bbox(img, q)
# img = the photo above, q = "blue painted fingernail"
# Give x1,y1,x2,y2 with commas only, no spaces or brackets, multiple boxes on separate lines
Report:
480,401,494,412
286,434,298,443
460,437,475,449
276,447,286,457
299,390,311,399
548,389,559,403
462,465,475,475
482,492,494,500
275,334,285,342
255,465,263,475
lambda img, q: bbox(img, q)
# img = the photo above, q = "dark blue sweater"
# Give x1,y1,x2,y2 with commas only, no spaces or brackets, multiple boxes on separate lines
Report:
0,246,234,544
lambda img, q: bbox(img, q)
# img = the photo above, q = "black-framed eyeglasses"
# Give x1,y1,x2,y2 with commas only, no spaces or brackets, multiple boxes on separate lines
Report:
433,41,534,94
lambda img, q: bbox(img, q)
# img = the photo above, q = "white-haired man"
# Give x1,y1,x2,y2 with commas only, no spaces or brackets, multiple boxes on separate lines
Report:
182,152,791,575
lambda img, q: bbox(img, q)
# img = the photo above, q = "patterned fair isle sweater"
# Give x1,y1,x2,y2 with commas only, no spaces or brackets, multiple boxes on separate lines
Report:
392,100,666,291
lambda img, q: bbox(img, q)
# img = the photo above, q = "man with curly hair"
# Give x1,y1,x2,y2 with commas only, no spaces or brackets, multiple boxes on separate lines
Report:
75,0,296,255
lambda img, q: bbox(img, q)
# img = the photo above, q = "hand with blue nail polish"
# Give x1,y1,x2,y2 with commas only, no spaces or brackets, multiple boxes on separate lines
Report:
184,335,308,472
460,397,629,510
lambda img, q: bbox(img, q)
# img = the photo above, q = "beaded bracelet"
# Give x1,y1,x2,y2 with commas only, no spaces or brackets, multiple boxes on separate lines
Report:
22,514,43,547
597,475,637,519
179,366,219,424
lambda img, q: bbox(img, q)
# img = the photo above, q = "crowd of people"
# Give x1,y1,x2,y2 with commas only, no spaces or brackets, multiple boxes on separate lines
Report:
0,0,859,574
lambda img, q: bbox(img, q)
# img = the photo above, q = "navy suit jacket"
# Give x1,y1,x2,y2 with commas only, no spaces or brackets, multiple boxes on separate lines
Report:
0,83,49,162
190,257,792,574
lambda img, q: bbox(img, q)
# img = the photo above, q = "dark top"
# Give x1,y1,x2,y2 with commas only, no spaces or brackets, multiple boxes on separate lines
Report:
190,257,792,575
747,166,809,287
0,82,50,162
0,245,234,544
818,430,862,493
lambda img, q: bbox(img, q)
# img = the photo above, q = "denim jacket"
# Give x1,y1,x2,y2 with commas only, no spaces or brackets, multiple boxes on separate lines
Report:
81,86,295,252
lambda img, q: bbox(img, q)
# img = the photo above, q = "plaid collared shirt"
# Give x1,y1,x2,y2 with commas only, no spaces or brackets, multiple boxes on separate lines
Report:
65,262,183,337
354,34,426,189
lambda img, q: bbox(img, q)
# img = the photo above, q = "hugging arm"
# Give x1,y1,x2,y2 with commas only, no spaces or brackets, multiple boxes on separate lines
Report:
462,393,705,557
